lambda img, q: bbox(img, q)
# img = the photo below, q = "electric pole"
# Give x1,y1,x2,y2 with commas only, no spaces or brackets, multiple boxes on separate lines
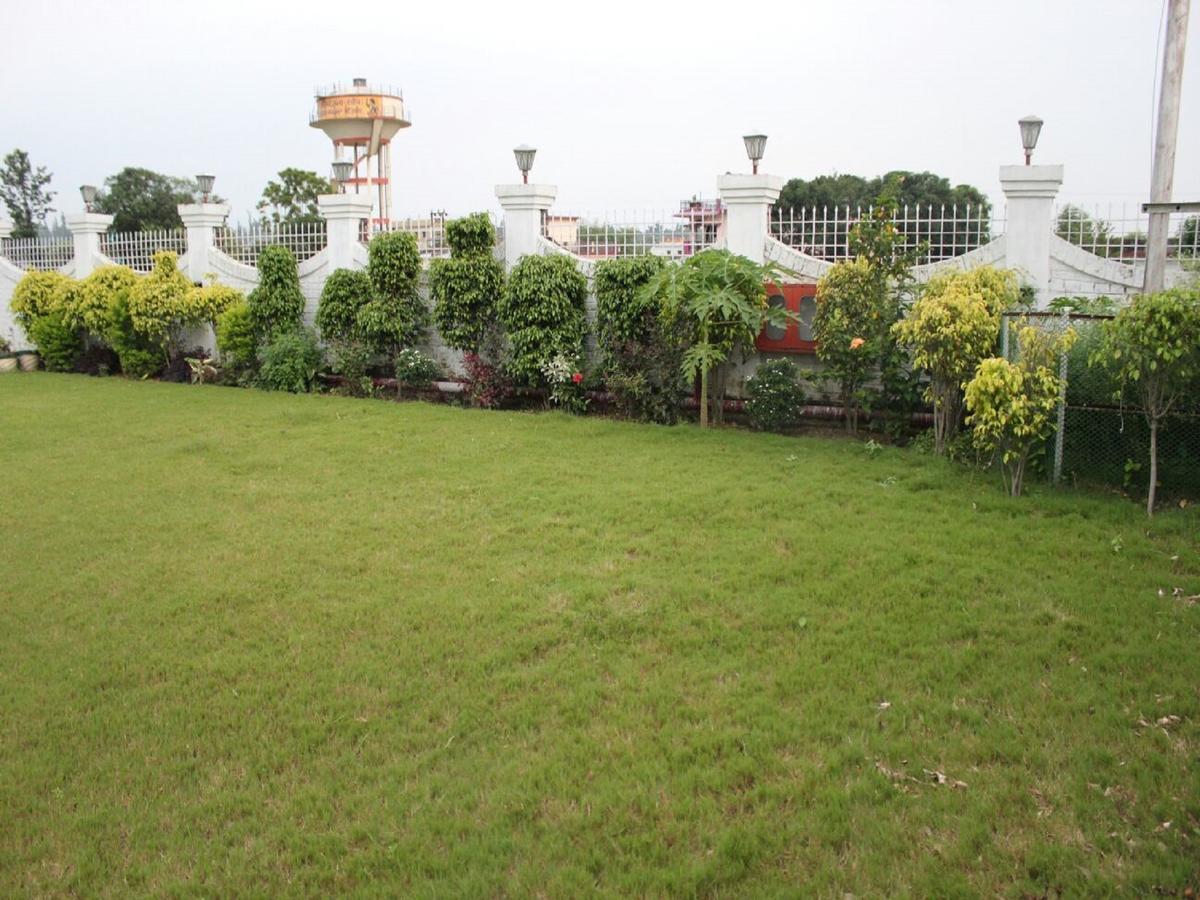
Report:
1145,0,1190,293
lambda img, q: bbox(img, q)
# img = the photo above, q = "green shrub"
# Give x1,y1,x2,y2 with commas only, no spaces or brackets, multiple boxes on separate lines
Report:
248,245,305,338
497,254,588,385
11,270,73,331
444,212,495,256
815,257,884,432
745,359,806,432
28,312,81,372
63,266,140,338
594,255,668,355
188,283,243,325
216,302,258,369
394,347,441,387
430,252,504,353
363,231,426,355
316,268,374,343
105,289,163,378
258,328,322,393
327,339,375,397
126,251,194,342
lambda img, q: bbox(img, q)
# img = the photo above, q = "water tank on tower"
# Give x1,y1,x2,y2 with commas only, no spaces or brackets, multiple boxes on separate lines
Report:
310,78,411,229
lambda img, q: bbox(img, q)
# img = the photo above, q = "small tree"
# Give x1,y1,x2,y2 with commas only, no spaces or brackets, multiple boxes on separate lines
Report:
362,230,426,358
248,245,305,338
430,213,504,353
256,168,331,226
94,168,214,232
814,257,882,432
892,266,1016,454
125,251,197,352
316,268,374,343
641,249,789,428
0,149,55,239
965,325,1076,497
1090,288,1200,515
497,254,589,386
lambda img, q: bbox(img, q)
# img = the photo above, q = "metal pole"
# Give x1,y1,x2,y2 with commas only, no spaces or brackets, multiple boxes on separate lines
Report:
1145,0,1190,293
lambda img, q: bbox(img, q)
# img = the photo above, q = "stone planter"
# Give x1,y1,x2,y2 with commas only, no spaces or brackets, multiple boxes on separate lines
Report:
16,351,38,372
0,354,17,374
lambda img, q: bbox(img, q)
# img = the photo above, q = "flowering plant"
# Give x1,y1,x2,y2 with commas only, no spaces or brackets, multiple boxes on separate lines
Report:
539,352,589,414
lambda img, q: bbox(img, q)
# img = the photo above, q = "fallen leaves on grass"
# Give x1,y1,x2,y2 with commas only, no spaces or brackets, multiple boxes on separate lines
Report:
923,769,968,789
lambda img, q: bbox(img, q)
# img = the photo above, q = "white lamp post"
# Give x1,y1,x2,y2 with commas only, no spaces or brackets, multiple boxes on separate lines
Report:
332,160,354,193
196,174,215,203
743,134,768,175
513,145,536,184
1018,116,1043,166
79,184,97,213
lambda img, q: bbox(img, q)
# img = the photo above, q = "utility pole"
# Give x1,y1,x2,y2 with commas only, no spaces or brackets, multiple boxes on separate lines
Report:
1145,0,1190,293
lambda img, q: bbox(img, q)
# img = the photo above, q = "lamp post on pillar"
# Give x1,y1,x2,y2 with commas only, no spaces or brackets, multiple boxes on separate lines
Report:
717,134,783,264
65,185,113,278
496,145,556,271
178,174,230,283
998,116,1061,308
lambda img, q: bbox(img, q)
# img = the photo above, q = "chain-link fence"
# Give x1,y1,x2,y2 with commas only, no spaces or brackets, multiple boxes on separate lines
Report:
1001,310,1200,499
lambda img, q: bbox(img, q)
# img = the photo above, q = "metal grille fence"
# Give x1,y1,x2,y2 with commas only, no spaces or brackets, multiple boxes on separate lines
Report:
368,216,451,258
1055,204,1200,260
0,236,74,271
215,223,327,266
101,229,187,272
1001,310,1200,500
543,201,724,259
770,204,1003,263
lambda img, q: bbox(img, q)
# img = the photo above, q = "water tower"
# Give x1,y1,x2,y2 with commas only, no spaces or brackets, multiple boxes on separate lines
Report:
310,78,411,229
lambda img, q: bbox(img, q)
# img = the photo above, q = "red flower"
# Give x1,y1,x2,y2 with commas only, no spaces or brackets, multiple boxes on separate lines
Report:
571,372,583,384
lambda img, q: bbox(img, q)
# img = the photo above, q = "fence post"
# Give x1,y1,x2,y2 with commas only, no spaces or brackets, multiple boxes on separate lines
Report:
998,164,1063,308
716,173,784,264
65,212,114,278
318,193,374,272
495,183,557,271
178,203,231,284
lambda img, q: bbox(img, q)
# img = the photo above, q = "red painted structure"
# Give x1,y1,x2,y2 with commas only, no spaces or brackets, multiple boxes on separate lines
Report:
757,283,818,354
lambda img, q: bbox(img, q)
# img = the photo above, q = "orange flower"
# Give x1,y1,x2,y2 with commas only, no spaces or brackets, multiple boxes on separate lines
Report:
850,337,865,350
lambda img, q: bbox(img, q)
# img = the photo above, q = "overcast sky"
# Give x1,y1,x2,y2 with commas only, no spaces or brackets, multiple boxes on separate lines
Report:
2,0,1197,225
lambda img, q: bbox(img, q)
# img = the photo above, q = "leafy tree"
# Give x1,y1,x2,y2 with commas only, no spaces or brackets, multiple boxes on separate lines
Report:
892,266,1017,454
965,324,1076,497
316,268,374,344
814,257,883,433
430,213,504,353
248,246,305,338
95,168,217,232
1055,204,1113,253
256,168,331,226
1180,215,1199,258
0,149,55,239
1090,288,1200,515
497,254,589,386
362,231,426,357
641,249,789,428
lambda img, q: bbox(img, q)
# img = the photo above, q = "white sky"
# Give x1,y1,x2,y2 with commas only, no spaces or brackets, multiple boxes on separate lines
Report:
2,0,1197,224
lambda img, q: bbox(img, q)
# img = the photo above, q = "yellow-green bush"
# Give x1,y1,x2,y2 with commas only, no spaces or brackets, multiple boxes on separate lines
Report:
188,283,244,325
126,252,195,341
65,266,140,336
11,270,73,331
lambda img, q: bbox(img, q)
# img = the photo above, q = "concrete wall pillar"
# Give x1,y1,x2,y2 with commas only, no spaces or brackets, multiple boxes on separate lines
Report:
65,212,114,277
318,193,374,271
495,183,557,271
0,220,12,241
178,203,231,283
716,173,784,264
999,164,1063,308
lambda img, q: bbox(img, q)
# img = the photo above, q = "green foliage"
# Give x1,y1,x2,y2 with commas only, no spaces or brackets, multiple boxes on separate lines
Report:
364,231,427,355
258,328,323,393
640,249,787,427
68,266,139,337
28,311,80,372
965,325,1076,496
394,348,442,394
248,245,305,338
328,339,376,398
104,289,163,378
0,148,55,239
778,170,989,213
256,168,331,226
745,358,806,432
11,270,72,330
430,253,504,353
893,266,1017,453
215,302,258,369
1055,205,1113,253
814,258,883,432
497,254,589,385
188,284,243,325
444,212,495,256
94,167,215,232
316,268,374,343
594,255,669,355
125,251,195,342
1047,294,1118,315
1089,288,1200,514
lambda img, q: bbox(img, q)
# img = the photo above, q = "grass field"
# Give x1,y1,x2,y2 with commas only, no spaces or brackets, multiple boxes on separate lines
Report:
1,374,1197,897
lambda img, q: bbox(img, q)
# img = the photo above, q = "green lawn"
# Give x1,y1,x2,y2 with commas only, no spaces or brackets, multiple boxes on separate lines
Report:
1,374,1197,897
